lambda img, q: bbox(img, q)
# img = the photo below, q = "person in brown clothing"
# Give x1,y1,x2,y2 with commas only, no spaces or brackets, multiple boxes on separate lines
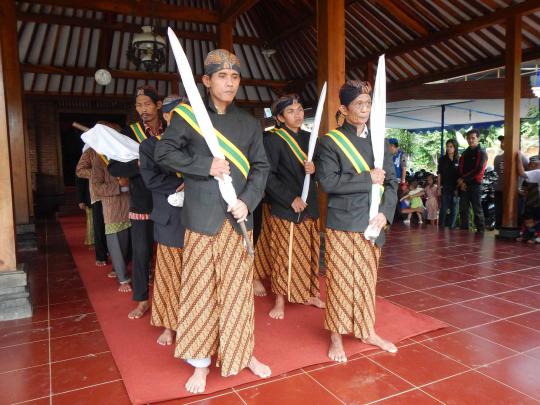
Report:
92,155,132,292
76,148,108,267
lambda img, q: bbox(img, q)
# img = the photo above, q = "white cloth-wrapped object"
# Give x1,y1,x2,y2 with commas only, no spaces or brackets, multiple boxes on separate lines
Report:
167,191,185,207
364,55,386,242
81,124,140,162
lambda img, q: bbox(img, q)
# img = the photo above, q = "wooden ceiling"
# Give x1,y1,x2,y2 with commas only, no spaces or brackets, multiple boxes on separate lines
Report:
15,0,540,107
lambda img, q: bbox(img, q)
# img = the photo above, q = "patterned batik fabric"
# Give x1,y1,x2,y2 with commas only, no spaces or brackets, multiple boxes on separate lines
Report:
174,220,255,377
84,207,94,246
150,244,183,330
324,228,381,340
269,216,320,303
254,203,273,280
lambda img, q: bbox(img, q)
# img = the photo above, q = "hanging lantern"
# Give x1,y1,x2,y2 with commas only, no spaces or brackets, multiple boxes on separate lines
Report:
127,26,167,72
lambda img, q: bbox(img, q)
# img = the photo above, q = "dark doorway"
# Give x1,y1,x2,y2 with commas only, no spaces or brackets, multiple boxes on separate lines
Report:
59,113,126,187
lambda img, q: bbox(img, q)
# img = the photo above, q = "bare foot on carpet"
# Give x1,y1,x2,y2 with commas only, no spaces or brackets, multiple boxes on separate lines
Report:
248,356,271,378
185,367,209,394
128,301,149,319
96,260,107,267
362,333,398,353
328,332,347,362
269,294,285,319
118,283,132,293
305,296,326,309
157,328,174,346
107,271,117,278
253,279,267,296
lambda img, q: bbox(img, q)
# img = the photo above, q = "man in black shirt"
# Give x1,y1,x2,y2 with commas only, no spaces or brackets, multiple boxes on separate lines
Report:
457,129,487,232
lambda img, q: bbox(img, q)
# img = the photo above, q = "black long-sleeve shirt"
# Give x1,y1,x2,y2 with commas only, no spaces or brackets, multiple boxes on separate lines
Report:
264,126,319,222
107,124,156,214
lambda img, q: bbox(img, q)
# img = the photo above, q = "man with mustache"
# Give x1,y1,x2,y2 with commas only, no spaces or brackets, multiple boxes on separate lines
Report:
108,86,164,320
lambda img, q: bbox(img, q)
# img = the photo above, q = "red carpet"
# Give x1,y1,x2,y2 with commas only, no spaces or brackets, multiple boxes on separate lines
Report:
59,216,447,404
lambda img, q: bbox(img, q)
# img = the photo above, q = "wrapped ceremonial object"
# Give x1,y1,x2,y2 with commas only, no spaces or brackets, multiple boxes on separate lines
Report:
167,190,184,207
80,123,140,162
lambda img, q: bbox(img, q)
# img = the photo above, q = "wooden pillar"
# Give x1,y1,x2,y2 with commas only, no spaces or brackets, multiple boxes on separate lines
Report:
317,0,345,231
501,15,521,231
0,39,17,272
0,1,31,224
364,62,375,85
218,0,234,51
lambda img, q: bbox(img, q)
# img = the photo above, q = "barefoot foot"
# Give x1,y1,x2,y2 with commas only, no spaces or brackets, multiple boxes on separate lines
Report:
128,301,149,319
253,279,267,297
96,260,107,267
328,332,347,362
107,271,117,278
269,295,285,319
118,283,132,293
362,333,398,353
248,356,271,378
305,296,326,309
157,328,174,346
185,367,209,394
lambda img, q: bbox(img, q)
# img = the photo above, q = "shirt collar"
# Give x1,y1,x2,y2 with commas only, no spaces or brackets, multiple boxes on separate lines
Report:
341,121,368,138
143,120,163,137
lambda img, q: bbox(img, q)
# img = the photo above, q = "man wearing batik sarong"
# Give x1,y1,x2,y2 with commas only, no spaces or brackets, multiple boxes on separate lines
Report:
315,80,399,362
140,95,185,347
154,49,271,394
262,94,324,319
252,197,273,296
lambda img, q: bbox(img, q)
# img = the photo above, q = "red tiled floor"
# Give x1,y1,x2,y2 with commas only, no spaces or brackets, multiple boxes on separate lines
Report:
468,320,540,352
461,296,533,318
506,310,540,331
369,344,468,386
51,352,121,394
386,291,452,312
423,370,537,404
237,373,342,404
0,364,50,404
0,340,49,373
479,355,540,400
376,280,415,297
52,380,131,405
456,278,516,294
420,331,516,367
51,330,109,362
0,320,49,348
424,284,486,303
496,289,540,309
374,389,440,404
422,304,498,329
309,357,413,403
49,313,101,339
3,218,540,404
48,299,95,320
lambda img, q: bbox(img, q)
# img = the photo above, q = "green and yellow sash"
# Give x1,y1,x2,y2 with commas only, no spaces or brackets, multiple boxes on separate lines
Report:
130,122,147,143
155,135,182,178
325,129,371,174
173,103,250,179
272,128,307,165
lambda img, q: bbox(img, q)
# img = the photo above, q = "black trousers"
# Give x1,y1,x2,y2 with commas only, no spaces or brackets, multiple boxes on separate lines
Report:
130,219,154,302
459,183,485,231
494,190,503,229
91,201,108,262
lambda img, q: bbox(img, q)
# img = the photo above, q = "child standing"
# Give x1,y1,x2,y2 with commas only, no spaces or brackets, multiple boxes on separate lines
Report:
425,174,439,226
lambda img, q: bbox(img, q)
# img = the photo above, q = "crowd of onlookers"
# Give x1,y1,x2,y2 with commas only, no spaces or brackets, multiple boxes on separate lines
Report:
389,130,540,244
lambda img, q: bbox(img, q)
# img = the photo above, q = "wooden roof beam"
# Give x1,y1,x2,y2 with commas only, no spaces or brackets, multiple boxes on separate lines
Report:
374,0,429,36
20,63,294,88
26,0,220,24
16,10,265,46
221,0,260,23
349,0,540,69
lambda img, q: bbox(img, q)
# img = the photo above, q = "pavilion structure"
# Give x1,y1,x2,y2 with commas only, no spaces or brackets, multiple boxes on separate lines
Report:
1,0,540,319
